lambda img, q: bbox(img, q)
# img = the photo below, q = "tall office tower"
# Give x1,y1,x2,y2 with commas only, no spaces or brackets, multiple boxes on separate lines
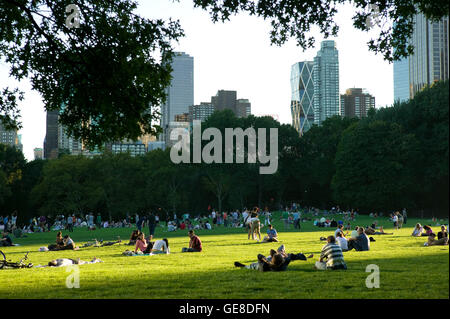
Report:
0,123,19,148
393,56,410,103
313,40,340,126
211,90,237,112
409,14,449,99
44,110,59,159
236,99,251,118
58,124,82,155
160,52,194,143
189,102,215,122
290,61,315,135
340,88,376,119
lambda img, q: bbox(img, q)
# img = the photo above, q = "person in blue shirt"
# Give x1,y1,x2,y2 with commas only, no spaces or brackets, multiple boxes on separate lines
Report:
262,224,279,243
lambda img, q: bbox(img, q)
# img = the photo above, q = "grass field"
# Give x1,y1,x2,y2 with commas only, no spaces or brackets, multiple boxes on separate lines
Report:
0,213,448,299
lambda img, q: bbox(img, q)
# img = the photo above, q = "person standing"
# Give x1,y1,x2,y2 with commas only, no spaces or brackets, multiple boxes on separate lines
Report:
392,212,399,230
397,211,404,229
147,212,156,242
402,208,407,225
282,210,290,230
293,211,300,229
67,215,74,232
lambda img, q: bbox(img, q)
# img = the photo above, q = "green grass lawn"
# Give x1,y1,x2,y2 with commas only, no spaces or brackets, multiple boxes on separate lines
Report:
0,213,448,299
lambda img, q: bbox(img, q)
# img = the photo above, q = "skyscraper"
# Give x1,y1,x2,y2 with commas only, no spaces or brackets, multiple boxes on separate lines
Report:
340,88,375,119
393,14,449,102
210,90,251,118
313,40,340,126
393,56,410,103
236,99,251,118
290,61,315,135
44,110,59,159
409,14,449,99
160,52,194,143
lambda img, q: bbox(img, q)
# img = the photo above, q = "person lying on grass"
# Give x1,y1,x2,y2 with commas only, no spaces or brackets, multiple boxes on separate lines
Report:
364,226,393,235
424,233,449,246
182,230,202,252
100,237,122,247
347,227,370,251
315,235,347,270
46,257,102,267
262,224,278,243
234,245,313,272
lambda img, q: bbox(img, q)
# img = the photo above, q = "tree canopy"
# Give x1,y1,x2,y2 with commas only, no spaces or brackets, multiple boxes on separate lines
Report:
0,0,448,147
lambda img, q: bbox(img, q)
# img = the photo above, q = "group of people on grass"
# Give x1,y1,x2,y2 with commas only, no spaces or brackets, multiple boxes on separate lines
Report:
411,224,449,246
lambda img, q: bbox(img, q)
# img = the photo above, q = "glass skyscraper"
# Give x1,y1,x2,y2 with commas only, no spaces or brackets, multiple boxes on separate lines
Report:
313,40,340,126
290,61,315,135
393,14,449,103
409,14,449,99
160,52,194,143
393,56,410,103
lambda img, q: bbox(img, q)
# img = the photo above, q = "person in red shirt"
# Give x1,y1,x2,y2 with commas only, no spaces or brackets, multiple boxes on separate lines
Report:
180,221,186,230
182,230,202,252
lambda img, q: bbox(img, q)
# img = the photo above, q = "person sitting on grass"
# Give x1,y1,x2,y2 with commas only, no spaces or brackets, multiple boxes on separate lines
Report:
128,230,141,245
422,225,433,237
234,245,313,271
315,235,347,270
262,224,278,243
437,225,448,240
0,231,13,247
48,231,65,250
347,227,370,251
182,230,202,252
425,233,449,246
412,223,424,237
334,224,347,238
134,233,152,254
335,231,348,252
150,238,170,254
59,235,78,250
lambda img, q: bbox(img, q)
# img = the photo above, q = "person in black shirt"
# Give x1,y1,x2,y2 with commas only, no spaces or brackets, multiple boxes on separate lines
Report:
147,212,156,242
438,225,448,240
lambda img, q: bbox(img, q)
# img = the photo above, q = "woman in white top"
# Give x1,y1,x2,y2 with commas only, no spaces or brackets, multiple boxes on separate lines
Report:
412,223,424,237
151,238,170,254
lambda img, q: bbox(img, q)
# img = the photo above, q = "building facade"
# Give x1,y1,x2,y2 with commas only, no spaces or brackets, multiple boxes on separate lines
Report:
44,110,59,159
189,103,215,122
160,52,194,143
0,123,21,150
393,56,410,103
236,99,251,118
340,88,375,119
313,40,340,126
290,61,315,135
34,148,44,160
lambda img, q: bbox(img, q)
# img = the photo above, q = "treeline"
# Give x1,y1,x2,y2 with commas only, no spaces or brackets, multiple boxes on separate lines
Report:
0,80,448,222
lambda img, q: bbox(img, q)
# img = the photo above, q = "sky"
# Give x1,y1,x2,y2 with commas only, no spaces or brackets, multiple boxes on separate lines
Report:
0,0,394,161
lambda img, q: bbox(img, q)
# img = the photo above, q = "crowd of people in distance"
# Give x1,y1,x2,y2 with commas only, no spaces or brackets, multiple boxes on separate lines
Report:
2,204,448,274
